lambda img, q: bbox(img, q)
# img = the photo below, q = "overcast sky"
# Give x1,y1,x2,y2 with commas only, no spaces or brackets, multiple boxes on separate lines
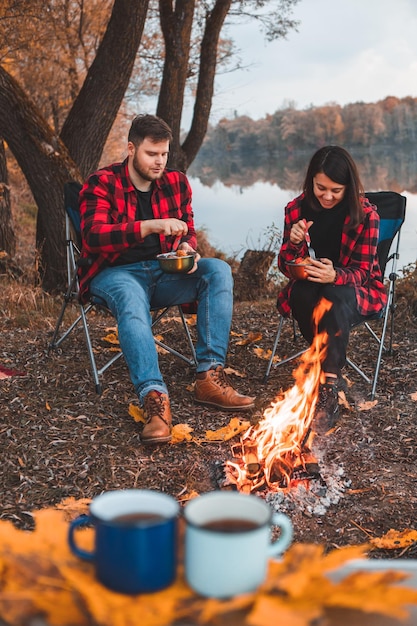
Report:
205,0,417,122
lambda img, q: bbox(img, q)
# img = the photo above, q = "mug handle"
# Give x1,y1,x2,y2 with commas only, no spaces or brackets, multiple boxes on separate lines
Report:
68,514,95,561
267,512,293,557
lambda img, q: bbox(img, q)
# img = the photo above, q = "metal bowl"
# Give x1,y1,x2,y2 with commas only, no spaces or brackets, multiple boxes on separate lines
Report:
157,252,195,274
286,258,312,280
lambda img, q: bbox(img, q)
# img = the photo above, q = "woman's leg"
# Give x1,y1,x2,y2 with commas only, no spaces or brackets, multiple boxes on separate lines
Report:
290,282,365,376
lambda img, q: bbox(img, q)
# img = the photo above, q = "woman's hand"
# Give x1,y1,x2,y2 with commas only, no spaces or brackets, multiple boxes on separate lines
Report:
305,258,337,283
290,219,313,245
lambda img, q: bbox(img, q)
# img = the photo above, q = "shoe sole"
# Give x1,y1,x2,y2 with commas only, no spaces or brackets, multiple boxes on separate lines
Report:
194,398,255,411
141,435,172,445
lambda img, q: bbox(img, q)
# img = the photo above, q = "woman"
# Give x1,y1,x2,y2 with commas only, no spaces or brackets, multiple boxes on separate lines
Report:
277,145,387,430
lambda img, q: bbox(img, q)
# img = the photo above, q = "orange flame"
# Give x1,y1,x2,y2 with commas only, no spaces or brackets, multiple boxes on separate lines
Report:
226,298,333,492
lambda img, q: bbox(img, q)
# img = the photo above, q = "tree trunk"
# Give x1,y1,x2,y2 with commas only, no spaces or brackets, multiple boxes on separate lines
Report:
0,139,16,256
0,0,149,290
181,0,232,170
60,0,149,178
233,250,275,302
157,0,232,172
0,68,81,291
157,0,195,170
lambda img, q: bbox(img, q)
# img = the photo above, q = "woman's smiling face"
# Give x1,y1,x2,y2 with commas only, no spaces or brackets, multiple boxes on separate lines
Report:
313,172,346,209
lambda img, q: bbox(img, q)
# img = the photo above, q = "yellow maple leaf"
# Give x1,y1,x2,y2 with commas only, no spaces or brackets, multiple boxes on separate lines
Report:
185,315,197,326
357,399,378,411
154,334,169,354
102,332,119,345
171,423,194,444
235,331,263,346
253,347,279,362
224,366,246,377
247,594,322,626
325,570,417,620
54,497,91,519
196,593,254,623
2,505,417,626
337,390,352,411
128,403,146,423
370,528,417,550
177,490,199,503
60,565,193,626
205,417,250,441
0,510,91,625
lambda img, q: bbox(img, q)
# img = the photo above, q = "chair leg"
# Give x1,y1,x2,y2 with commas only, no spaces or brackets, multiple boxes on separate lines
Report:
370,296,393,400
151,306,197,367
263,316,285,382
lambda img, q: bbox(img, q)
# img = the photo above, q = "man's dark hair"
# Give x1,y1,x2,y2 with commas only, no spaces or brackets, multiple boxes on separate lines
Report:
128,114,173,146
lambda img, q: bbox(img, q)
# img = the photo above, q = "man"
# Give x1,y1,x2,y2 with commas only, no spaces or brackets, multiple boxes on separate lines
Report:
78,114,255,444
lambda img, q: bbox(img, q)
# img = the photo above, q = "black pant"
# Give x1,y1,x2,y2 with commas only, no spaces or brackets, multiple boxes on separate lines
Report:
289,282,368,376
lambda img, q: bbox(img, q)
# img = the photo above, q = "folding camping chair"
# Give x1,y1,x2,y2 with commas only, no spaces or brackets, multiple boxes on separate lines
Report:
48,182,197,394
263,191,407,399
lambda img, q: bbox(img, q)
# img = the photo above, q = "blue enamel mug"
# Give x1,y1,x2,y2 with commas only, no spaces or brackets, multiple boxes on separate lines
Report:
68,489,179,594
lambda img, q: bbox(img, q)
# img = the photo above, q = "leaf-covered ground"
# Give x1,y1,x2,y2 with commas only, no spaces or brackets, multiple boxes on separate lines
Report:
1,274,417,562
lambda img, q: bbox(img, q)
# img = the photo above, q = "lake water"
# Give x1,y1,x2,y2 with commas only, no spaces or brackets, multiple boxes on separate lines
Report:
190,177,417,273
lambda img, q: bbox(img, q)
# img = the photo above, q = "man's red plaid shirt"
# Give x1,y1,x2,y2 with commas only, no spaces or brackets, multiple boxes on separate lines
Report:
78,159,197,303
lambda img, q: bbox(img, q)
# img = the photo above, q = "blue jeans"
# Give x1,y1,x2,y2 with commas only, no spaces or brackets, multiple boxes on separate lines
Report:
90,258,233,405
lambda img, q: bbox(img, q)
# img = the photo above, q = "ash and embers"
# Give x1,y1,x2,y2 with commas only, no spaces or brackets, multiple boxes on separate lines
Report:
215,440,352,517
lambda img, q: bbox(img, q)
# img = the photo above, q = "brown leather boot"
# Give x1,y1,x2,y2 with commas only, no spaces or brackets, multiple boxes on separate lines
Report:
141,391,172,444
194,366,255,411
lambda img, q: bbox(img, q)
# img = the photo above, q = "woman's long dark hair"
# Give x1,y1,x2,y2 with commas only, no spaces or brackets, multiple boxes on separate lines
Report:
303,145,364,227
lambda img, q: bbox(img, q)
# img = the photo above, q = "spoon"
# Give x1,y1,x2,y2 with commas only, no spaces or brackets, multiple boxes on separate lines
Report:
304,223,316,260
171,235,182,253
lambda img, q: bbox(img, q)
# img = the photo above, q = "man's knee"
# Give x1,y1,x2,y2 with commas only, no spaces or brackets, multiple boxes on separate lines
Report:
199,257,232,287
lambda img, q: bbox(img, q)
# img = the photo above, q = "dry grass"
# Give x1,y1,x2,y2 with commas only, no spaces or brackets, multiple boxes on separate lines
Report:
0,281,68,332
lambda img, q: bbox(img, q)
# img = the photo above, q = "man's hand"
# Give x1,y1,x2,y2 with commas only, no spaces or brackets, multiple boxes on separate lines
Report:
140,218,188,238
178,242,200,273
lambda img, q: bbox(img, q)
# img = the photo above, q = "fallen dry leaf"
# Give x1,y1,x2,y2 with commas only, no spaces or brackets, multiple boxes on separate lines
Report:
205,417,251,441
54,497,91,519
177,490,199,503
224,366,246,378
102,331,119,345
410,391,417,401
370,528,417,550
171,423,195,444
154,334,169,354
253,347,279,362
247,594,322,626
337,390,353,411
60,565,194,626
235,331,263,346
128,403,145,423
2,506,417,626
357,399,378,411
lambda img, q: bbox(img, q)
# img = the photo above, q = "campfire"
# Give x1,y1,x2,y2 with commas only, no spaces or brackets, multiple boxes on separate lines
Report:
224,299,333,493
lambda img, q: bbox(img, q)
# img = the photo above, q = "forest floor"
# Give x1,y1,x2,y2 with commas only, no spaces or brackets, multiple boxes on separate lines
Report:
1,259,417,561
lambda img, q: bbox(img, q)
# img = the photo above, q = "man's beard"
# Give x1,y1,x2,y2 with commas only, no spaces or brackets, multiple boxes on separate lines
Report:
132,153,163,182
